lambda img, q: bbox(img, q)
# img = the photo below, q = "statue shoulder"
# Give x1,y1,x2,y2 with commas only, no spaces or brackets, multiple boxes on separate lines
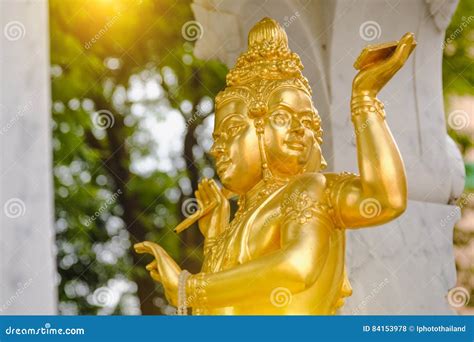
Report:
283,172,359,197
277,172,360,217
278,173,334,227
322,172,360,209
282,172,327,200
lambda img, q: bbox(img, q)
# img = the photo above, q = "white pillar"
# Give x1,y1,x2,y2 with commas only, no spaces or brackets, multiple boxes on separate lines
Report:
0,0,57,314
327,0,463,315
191,0,464,314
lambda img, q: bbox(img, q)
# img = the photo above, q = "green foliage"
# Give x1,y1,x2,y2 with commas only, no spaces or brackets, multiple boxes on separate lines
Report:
50,0,226,314
443,0,474,171
443,0,474,309
442,0,474,97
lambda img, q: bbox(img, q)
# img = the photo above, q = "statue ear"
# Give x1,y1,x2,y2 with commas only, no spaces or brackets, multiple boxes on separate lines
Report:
320,155,327,170
302,142,326,173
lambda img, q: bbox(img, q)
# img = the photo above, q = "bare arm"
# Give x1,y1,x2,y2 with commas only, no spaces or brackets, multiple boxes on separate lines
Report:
330,33,415,229
187,199,330,308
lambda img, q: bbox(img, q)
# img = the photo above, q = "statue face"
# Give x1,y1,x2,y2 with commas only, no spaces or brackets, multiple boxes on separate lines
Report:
211,98,262,194
264,87,321,176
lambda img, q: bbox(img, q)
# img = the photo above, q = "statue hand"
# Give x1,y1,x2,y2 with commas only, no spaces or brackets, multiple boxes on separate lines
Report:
352,32,415,97
134,241,181,306
196,178,230,239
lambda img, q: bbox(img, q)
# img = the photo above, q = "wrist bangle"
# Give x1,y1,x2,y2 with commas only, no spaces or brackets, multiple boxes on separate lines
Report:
177,270,191,315
351,95,385,120
187,273,208,309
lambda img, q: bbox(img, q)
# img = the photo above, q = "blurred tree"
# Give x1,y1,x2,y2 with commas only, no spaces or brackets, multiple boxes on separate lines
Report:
50,0,226,314
442,0,474,311
443,0,474,156
443,0,474,97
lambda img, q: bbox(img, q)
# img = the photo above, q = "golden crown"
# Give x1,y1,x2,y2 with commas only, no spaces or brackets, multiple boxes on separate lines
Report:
225,17,311,93
215,17,321,144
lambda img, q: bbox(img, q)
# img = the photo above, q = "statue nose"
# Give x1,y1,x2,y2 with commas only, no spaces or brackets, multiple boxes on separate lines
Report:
290,117,305,133
210,142,225,158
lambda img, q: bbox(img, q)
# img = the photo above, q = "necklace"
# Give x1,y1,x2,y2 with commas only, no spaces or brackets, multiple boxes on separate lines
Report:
206,179,286,271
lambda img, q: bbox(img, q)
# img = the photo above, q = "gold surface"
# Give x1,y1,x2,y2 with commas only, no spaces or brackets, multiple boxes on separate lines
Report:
134,17,415,315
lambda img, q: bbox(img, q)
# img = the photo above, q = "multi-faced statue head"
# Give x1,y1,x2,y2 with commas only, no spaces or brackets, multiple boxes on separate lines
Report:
210,18,325,195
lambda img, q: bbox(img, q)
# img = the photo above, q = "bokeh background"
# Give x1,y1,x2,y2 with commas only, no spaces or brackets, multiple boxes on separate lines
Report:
49,0,473,315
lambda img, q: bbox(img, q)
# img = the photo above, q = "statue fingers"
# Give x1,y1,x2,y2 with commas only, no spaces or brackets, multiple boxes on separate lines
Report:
195,190,204,212
198,181,211,206
386,33,415,71
399,32,415,45
208,179,222,199
209,179,229,212
204,179,221,206
142,241,166,260
146,260,157,271
195,190,213,218
134,242,153,255
149,270,162,283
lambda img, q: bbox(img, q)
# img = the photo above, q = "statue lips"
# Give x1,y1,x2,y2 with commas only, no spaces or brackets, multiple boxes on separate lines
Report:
284,139,306,151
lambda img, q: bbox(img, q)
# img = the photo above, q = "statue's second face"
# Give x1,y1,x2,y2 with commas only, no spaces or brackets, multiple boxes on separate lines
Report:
264,87,321,177
211,98,262,195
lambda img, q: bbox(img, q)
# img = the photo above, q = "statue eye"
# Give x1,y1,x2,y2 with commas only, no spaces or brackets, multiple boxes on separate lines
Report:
271,112,291,128
228,124,244,136
300,117,313,128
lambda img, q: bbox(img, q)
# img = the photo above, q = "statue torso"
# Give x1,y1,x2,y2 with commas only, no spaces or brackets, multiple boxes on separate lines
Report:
197,173,353,315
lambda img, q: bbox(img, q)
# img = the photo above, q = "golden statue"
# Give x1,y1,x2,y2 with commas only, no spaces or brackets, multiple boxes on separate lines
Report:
134,18,415,315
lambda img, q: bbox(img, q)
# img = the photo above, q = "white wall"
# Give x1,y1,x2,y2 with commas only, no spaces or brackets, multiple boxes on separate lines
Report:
0,0,57,314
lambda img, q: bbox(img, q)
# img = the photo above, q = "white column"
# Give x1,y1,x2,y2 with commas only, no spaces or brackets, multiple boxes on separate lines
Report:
0,0,57,314
328,0,462,314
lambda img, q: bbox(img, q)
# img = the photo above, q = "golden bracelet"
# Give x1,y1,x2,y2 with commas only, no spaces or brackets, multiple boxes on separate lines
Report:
350,95,386,120
186,272,208,308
